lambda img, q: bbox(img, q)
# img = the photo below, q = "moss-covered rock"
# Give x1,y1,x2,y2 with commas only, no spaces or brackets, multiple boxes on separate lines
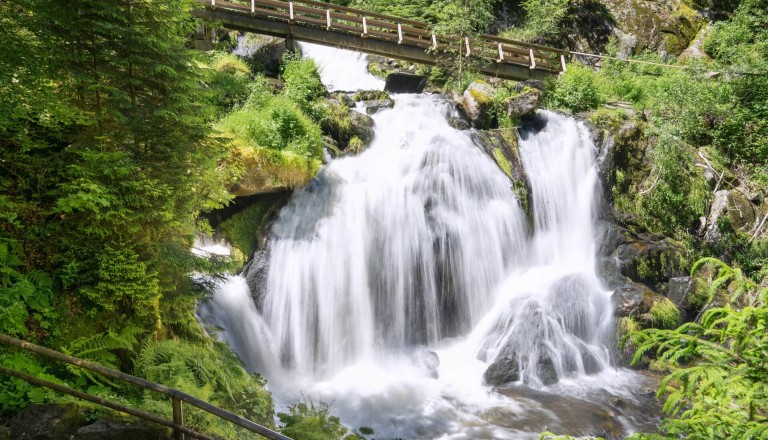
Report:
505,88,542,119
471,129,531,217
9,403,87,440
462,80,496,129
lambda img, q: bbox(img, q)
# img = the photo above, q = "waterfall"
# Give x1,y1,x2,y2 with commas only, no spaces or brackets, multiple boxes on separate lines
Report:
200,44,659,439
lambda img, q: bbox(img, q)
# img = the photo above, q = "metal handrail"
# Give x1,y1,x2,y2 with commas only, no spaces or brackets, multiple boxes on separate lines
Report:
0,334,291,440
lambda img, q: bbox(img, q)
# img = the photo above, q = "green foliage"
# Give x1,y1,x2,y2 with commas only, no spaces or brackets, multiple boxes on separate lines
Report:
281,53,327,112
278,398,368,440
204,52,254,113
0,352,60,414
219,92,323,159
136,339,274,426
0,239,56,338
217,201,275,258
62,326,143,387
628,258,768,439
503,0,572,41
648,298,681,329
544,63,602,113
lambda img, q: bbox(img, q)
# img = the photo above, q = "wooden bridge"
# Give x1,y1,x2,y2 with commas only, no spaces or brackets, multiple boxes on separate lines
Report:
192,0,569,81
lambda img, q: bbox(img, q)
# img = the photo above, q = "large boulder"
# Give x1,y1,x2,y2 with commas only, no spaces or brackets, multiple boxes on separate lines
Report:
611,282,681,329
235,34,290,76
462,80,496,129
384,72,427,93
74,419,169,440
613,234,687,291
506,88,541,119
9,404,86,440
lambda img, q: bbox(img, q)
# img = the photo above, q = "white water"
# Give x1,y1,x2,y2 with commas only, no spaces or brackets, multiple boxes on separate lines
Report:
200,46,658,438
299,42,384,91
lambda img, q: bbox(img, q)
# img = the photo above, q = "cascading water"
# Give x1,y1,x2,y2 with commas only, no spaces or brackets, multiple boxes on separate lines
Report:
200,44,661,439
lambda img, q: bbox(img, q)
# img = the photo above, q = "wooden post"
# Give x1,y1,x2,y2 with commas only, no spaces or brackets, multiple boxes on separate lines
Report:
529,48,536,69
173,397,185,440
560,54,567,72
251,0,255,13
465,37,470,56
397,23,403,44
326,9,331,30
362,16,368,37
497,43,504,62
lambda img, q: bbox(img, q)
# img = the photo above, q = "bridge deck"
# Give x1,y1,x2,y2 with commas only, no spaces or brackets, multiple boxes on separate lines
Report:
193,0,569,82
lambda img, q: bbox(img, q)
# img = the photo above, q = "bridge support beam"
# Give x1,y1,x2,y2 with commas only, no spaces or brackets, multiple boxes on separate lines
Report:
191,8,552,82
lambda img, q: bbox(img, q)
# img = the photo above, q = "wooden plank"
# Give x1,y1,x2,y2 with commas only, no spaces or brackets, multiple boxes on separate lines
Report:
293,0,427,27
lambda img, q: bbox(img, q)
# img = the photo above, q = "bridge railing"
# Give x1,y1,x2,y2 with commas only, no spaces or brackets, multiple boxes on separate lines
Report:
0,333,291,440
199,0,568,73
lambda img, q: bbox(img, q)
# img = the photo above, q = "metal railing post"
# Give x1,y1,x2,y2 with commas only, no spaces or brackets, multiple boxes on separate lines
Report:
251,0,255,14
361,16,367,37
288,2,294,22
560,54,567,72
326,9,331,29
465,37,471,56
431,33,437,49
497,43,504,62
529,48,536,69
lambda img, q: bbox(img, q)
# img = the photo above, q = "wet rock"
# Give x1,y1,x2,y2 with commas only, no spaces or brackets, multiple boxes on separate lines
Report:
349,111,375,146
538,356,558,386
74,419,169,440
447,116,470,130
462,80,496,129
470,130,531,215
483,351,520,386
506,88,541,119
9,404,86,440
411,346,440,379
352,90,390,101
364,99,395,115
611,282,654,317
384,72,427,93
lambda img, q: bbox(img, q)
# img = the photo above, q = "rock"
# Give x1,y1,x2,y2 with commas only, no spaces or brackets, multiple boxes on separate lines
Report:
514,80,544,92
447,116,470,130
613,236,687,289
236,34,289,76
9,403,86,440
538,356,558,386
483,350,520,386
384,72,427,93
352,90,390,101
470,130,531,214
462,80,496,129
703,190,758,244
349,111,375,146
364,99,395,115
506,88,541,119
332,92,355,109
411,346,440,379
611,282,651,317
73,419,170,440
612,282,680,328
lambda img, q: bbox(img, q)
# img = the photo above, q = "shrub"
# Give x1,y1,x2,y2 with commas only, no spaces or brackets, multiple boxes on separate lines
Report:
278,398,367,440
545,63,602,113
281,53,326,112
628,258,768,439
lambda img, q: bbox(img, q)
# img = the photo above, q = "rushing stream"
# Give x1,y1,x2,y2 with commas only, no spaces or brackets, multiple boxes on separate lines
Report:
198,42,660,439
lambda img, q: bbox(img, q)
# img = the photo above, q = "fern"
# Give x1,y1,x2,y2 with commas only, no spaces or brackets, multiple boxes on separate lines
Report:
628,258,768,439
62,326,143,386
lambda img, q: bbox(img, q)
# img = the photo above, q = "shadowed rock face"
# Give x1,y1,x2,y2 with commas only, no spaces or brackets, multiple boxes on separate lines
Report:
385,72,427,93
